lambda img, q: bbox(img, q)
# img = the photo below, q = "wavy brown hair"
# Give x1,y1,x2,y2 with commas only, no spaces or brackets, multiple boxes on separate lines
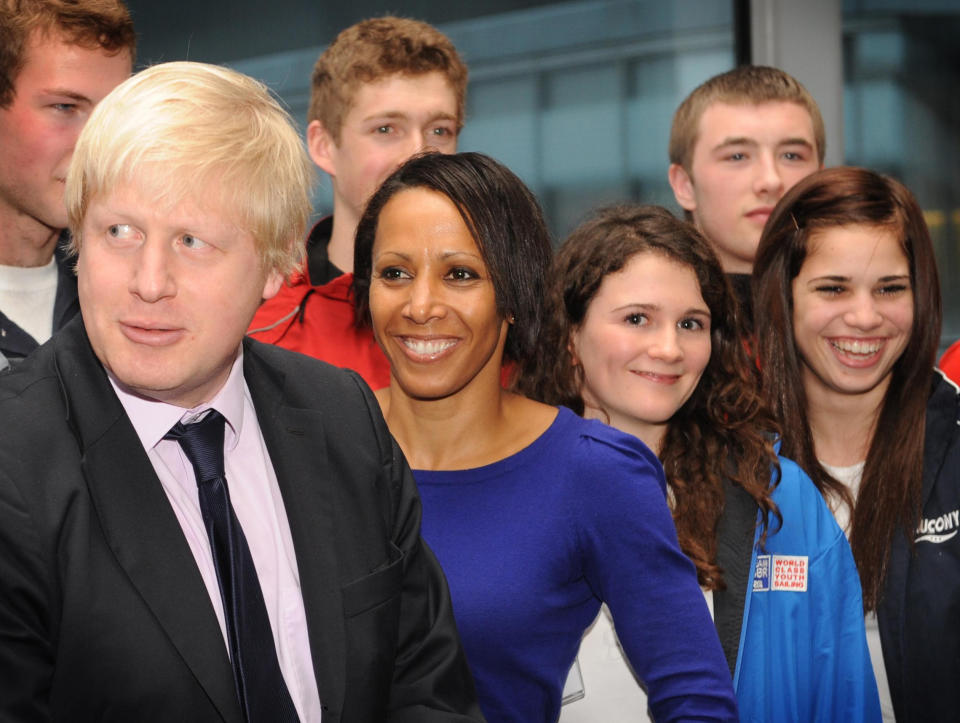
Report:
518,204,782,589
753,166,940,611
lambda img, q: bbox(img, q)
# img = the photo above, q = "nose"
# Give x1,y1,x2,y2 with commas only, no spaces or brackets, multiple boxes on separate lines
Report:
402,274,446,324
129,239,176,302
843,291,883,330
753,151,785,198
648,325,683,363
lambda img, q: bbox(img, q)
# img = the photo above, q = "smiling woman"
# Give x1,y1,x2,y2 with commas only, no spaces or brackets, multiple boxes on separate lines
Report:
754,166,960,721
352,152,738,723
520,203,878,721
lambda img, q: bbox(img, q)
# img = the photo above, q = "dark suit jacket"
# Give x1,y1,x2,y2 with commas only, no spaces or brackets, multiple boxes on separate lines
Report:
0,318,482,722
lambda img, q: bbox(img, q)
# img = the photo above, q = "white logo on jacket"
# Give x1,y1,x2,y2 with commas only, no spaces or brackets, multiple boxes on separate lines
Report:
916,509,960,544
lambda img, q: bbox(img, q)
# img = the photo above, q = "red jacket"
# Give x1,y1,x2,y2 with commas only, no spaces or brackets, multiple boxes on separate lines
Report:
247,272,391,390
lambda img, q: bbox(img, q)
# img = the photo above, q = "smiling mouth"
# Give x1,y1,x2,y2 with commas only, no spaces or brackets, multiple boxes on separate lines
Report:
400,337,458,359
631,370,681,385
830,339,882,356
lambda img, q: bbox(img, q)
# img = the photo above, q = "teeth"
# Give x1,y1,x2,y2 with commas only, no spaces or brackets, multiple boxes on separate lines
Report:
831,339,881,355
403,338,456,355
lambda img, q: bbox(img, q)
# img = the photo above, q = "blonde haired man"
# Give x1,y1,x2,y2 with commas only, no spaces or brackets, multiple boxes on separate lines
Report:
0,61,481,723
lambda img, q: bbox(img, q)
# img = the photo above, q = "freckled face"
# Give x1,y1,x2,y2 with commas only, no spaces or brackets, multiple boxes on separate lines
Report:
792,224,914,403
572,252,712,446
309,72,459,223
77,183,283,407
368,187,508,401
0,31,130,235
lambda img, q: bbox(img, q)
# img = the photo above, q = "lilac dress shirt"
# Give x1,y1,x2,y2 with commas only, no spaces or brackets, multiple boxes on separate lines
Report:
109,350,322,722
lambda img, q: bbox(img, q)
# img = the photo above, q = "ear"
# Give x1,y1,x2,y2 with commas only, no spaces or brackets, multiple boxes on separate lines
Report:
261,268,285,301
307,120,337,177
567,328,581,367
668,163,697,213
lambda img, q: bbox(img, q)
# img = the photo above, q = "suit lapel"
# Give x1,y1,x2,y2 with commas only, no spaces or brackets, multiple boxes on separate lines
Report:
54,320,241,722
244,344,347,717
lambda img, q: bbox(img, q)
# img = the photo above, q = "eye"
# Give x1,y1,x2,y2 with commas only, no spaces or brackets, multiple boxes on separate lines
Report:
678,317,706,331
51,102,78,114
445,266,479,282
877,282,910,296
624,312,647,326
378,266,410,281
107,224,136,239
725,152,746,162
376,125,394,135
814,284,845,295
180,234,208,250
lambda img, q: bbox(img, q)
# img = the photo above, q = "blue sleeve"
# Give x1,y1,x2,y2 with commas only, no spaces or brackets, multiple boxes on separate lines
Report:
570,428,738,722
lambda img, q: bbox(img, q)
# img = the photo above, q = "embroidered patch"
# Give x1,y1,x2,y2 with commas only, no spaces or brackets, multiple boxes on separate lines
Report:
754,554,808,592
753,555,770,591
771,555,808,591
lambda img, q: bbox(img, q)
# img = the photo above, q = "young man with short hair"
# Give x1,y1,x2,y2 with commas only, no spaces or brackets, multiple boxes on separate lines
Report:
0,0,134,366
667,66,824,328
0,60,481,721
248,16,467,389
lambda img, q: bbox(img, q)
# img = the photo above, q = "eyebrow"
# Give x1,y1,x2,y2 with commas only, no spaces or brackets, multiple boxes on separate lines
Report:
363,110,458,123
40,89,92,103
712,136,815,152
374,250,483,262
807,274,910,282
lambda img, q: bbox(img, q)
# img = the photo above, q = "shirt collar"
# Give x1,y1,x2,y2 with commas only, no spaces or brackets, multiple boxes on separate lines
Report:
109,348,248,452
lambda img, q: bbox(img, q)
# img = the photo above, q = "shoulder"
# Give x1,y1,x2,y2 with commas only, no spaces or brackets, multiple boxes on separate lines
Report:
767,454,848,559
548,408,667,498
245,336,374,405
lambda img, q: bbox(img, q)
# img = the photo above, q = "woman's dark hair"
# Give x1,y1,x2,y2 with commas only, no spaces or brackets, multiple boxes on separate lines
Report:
753,166,941,611
518,204,782,590
352,151,552,364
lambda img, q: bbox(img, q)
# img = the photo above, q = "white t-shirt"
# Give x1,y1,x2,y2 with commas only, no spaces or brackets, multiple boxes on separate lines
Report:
559,592,714,722
0,258,58,344
820,460,895,722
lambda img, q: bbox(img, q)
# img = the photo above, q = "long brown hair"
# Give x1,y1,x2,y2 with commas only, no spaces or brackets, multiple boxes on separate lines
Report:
518,204,782,589
753,166,941,610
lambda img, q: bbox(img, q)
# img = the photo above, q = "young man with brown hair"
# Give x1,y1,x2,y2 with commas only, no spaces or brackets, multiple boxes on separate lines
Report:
248,16,467,389
0,0,134,366
667,66,824,329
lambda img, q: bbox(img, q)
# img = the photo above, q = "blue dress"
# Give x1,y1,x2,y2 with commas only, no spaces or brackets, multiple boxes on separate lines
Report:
414,407,738,722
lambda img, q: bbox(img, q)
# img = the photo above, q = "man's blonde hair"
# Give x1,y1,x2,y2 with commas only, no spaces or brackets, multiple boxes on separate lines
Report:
66,61,314,278
669,65,825,173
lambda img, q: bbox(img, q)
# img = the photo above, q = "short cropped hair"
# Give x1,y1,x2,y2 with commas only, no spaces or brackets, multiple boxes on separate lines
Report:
669,65,825,172
309,16,468,144
66,61,315,278
0,0,135,108
353,152,552,364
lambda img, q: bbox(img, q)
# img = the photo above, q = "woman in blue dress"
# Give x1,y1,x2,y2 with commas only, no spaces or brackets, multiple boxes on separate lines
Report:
351,152,737,723
519,203,879,721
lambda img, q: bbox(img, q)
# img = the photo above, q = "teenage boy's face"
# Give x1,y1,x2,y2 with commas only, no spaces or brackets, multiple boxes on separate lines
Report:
0,30,130,238
309,71,459,223
669,101,820,274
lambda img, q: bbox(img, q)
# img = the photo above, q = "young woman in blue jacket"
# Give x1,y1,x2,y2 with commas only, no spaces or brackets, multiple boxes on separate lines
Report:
520,204,880,721
754,166,960,721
